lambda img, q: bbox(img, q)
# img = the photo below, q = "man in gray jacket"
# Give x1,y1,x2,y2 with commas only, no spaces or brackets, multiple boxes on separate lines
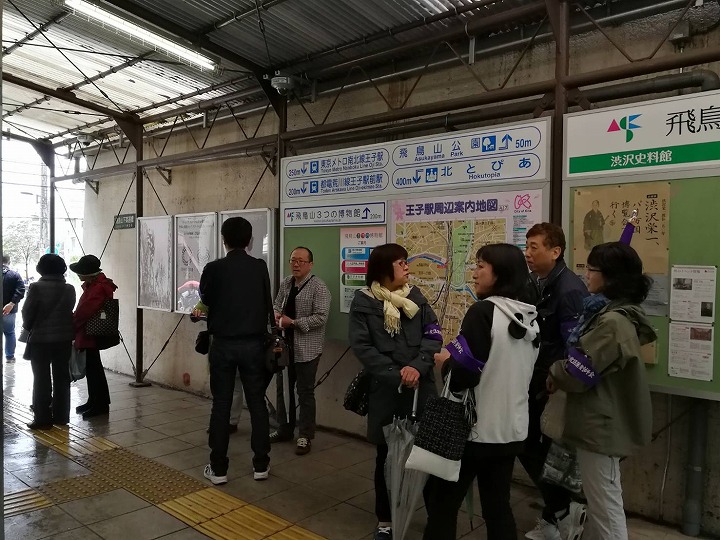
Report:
272,246,330,455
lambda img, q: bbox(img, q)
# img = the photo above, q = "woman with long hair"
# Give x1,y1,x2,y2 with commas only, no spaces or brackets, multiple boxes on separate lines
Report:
547,242,655,540
348,243,442,540
424,243,540,540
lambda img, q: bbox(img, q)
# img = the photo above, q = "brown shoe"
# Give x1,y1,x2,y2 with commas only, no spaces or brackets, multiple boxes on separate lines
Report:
295,437,311,455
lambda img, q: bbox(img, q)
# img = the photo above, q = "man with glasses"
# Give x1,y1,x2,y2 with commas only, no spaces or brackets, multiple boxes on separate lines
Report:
272,246,331,455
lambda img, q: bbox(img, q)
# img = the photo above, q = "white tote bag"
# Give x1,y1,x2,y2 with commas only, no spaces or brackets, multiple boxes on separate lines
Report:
540,389,566,440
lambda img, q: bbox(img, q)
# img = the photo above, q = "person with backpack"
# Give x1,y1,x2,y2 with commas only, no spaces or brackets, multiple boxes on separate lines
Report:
70,254,117,420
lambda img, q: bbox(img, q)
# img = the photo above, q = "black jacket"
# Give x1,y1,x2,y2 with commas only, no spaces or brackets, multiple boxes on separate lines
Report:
2,265,25,314
348,286,441,445
199,249,273,339
21,276,76,343
528,259,589,373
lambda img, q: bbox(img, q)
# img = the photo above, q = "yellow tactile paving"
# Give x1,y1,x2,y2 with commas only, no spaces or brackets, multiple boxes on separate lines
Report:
36,472,120,504
4,489,53,517
159,488,247,526
53,436,119,458
267,526,328,539
196,505,292,540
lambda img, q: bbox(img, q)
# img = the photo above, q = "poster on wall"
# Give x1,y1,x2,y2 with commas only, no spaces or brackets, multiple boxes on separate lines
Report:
670,265,717,324
340,226,386,313
137,216,173,311
174,213,218,314
220,209,276,293
668,322,714,381
390,189,542,340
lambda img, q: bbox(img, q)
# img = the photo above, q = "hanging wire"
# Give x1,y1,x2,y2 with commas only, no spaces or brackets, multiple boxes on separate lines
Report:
253,0,274,68
143,170,169,215
141,315,185,377
54,184,85,256
99,174,135,259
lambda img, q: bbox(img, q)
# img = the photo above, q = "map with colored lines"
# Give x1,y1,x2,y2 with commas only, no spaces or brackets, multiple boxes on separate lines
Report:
394,218,506,341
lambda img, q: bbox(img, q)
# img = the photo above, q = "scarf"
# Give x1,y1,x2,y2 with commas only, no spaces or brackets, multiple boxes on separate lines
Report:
370,282,419,336
567,293,610,346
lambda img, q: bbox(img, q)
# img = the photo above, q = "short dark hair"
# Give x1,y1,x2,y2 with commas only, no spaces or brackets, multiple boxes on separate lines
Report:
476,243,529,300
221,217,252,250
292,246,313,262
526,222,566,258
366,243,408,287
36,254,67,276
2,255,8,265
587,242,652,303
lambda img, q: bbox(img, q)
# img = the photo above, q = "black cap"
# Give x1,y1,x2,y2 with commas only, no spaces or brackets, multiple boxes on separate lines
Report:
69,254,102,276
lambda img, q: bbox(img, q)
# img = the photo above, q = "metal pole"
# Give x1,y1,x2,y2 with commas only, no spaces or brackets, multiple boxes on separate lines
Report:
548,0,570,224
682,399,708,536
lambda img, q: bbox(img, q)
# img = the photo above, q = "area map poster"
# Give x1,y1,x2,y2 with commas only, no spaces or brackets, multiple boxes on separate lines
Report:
391,189,542,341
174,213,217,314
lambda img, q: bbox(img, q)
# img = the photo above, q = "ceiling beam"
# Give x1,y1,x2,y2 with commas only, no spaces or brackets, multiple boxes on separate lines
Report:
197,0,291,35
3,72,136,120
96,0,282,114
3,11,70,56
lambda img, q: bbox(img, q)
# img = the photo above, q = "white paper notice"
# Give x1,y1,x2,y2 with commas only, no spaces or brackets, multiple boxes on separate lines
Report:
670,265,717,323
668,322,714,381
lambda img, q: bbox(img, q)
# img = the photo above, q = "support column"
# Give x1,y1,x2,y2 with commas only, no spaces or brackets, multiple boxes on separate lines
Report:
275,95,287,290
30,141,55,252
683,399,708,536
546,0,569,224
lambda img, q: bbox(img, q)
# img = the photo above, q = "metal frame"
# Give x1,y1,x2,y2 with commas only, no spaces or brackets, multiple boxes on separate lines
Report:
172,212,218,315
136,215,174,312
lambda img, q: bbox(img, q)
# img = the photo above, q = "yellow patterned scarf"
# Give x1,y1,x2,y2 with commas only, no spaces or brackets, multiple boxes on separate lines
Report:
370,282,419,336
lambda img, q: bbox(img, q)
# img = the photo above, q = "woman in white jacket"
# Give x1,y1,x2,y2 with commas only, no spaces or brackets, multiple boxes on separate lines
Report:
424,243,540,540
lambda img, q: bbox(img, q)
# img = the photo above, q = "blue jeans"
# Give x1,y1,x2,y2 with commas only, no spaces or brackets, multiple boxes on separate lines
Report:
3,313,16,359
208,336,270,476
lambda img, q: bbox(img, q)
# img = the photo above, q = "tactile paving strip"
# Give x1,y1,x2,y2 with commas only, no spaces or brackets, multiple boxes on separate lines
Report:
196,505,292,540
159,488,247,526
75,448,207,504
4,489,53,517
36,472,120,504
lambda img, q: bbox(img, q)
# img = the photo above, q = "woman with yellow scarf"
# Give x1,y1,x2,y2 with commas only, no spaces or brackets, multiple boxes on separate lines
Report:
349,243,442,540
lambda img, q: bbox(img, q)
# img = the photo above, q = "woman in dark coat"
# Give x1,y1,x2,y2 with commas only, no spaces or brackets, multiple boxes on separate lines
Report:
348,243,442,540
70,254,117,419
22,254,76,429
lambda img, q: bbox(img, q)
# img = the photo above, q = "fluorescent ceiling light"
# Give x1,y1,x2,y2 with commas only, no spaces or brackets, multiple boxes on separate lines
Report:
65,0,216,71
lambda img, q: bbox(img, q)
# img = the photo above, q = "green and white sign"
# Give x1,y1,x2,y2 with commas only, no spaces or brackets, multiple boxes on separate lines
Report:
565,90,720,178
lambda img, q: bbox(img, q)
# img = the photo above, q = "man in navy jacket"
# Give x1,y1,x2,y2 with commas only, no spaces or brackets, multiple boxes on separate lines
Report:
2,255,25,362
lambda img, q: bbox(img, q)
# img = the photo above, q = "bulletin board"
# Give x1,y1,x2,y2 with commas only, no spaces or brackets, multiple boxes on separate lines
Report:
564,90,720,400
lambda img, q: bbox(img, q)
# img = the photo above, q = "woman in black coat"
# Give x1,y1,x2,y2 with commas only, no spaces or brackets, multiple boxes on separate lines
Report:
22,254,76,429
349,243,442,540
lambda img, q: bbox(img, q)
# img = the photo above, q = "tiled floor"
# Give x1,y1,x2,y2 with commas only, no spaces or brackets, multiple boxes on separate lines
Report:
2,357,709,540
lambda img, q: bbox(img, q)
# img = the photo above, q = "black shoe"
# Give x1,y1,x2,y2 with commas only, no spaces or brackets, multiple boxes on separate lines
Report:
82,406,109,420
75,402,92,414
27,421,53,430
53,418,69,426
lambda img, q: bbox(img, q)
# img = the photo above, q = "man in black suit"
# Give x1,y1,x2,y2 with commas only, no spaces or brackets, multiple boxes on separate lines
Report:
195,217,273,485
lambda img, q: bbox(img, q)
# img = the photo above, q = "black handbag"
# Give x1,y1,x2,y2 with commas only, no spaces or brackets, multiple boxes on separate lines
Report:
86,299,119,336
195,330,210,355
266,329,290,373
343,369,371,416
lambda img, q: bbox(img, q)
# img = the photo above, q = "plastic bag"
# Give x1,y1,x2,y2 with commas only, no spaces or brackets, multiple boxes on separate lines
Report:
540,441,583,494
70,346,87,382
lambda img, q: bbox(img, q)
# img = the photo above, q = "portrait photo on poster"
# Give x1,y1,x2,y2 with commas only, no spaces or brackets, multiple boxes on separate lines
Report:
137,216,173,311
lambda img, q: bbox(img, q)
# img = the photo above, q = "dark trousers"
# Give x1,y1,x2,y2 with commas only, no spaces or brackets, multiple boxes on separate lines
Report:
209,336,270,475
85,348,110,408
424,444,518,540
518,369,571,522
275,354,320,439
31,341,72,424
375,444,392,522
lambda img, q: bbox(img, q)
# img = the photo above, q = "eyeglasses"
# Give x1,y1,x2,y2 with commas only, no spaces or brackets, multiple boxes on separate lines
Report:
289,258,310,265
394,259,409,267
586,267,602,273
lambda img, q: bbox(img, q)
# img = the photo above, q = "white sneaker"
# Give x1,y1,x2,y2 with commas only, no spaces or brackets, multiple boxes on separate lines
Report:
203,464,228,485
558,502,586,540
253,467,270,481
525,518,561,540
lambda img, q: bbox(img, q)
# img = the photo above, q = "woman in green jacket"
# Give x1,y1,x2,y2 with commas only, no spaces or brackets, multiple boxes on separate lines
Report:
547,242,656,540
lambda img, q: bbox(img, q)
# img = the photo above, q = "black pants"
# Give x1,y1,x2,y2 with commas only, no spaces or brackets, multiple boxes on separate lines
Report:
518,369,571,522
31,341,72,424
85,348,110,408
275,353,320,439
424,443,517,540
375,444,392,522
209,336,270,475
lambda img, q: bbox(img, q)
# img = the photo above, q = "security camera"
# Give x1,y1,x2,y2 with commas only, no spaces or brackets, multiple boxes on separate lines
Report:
76,133,95,146
270,73,295,95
